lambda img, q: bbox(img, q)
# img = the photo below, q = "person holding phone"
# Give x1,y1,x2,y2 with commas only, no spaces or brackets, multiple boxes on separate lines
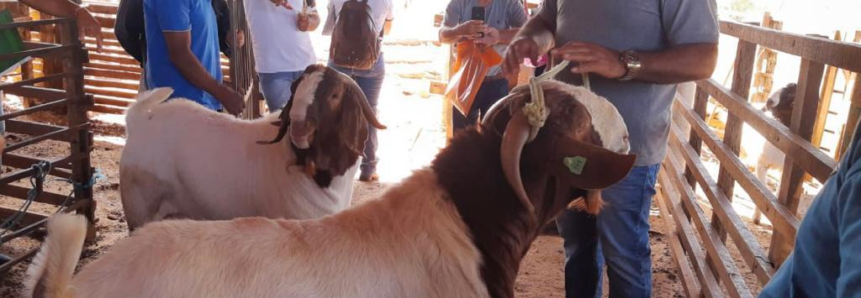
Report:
438,0,527,130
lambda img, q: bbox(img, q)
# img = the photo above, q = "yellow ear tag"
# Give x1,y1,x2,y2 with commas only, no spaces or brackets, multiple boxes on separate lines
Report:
563,156,587,175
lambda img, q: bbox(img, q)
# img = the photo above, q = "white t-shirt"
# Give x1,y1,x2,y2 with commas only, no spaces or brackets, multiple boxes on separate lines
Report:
323,0,394,36
245,0,317,73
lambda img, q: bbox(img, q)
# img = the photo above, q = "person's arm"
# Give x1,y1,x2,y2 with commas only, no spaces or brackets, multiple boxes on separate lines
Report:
382,0,394,36
437,1,485,44
297,9,321,32
502,0,557,74
321,1,336,35
19,0,103,50
551,42,718,84
383,19,393,36
162,32,243,114
497,29,519,44
837,174,861,297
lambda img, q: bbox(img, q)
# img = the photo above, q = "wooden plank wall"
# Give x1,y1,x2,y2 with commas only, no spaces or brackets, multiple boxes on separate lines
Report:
657,20,861,297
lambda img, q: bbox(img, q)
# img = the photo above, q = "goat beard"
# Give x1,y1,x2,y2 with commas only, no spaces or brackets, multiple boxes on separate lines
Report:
292,145,336,188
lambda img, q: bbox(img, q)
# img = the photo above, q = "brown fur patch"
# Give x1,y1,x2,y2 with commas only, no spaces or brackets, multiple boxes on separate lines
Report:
273,65,371,188
432,88,633,298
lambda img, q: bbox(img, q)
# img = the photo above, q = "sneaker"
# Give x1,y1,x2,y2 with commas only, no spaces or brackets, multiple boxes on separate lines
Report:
359,172,379,182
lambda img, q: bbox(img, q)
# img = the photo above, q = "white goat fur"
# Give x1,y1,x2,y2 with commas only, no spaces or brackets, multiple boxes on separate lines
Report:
28,170,489,298
741,87,790,188
120,88,358,228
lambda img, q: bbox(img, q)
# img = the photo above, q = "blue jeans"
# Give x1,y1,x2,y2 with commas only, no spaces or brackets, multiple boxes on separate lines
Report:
259,70,305,112
329,54,385,175
556,164,660,298
452,77,509,130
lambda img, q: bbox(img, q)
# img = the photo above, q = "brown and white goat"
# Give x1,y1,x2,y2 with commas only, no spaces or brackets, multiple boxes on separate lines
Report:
120,65,385,230
751,83,796,223
27,81,635,298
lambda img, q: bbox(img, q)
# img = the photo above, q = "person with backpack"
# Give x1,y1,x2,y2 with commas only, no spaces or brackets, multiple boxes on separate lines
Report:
438,0,527,131
141,0,244,115
246,0,320,112
115,0,243,91
323,0,394,182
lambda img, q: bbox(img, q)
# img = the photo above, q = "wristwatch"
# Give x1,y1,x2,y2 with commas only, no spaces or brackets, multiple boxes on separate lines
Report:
618,50,641,81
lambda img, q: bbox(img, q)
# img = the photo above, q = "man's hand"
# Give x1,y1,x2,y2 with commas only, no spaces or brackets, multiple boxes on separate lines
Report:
236,30,245,48
227,30,245,48
270,0,294,10
297,13,310,31
503,36,540,75
473,27,499,46
551,42,627,79
214,85,245,116
74,7,103,51
455,20,486,38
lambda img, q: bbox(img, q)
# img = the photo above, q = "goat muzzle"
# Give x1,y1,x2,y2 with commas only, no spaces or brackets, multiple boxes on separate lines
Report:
500,111,536,213
290,120,315,149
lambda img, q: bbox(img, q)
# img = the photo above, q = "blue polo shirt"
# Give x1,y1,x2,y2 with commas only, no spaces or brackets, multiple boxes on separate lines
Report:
144,0,222,110
760,120,861,298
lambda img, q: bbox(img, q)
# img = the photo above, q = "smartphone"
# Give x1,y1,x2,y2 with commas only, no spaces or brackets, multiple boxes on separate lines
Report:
471,7,486,38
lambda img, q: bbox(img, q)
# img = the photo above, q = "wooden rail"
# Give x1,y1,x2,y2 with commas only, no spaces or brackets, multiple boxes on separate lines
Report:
657,19,860,297
0,16,95,274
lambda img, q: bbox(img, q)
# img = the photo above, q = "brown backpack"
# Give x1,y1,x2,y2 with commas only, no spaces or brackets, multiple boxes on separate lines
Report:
329,0,381,70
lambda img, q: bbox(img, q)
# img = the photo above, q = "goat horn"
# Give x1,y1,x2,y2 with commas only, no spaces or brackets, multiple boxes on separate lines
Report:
354,89,387,130
500,111,536,213
257,109,292,145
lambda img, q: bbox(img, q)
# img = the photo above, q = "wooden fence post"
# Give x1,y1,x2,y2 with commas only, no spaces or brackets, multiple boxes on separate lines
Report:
60,19,96,240
811,32,843,154
685,86,709,188
838,30,861,159
713,38,756,243
751,13,782,104
769,54,826,266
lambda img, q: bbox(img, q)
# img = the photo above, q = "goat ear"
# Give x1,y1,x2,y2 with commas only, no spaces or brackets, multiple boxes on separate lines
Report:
545,137,637,190
327,84,368,176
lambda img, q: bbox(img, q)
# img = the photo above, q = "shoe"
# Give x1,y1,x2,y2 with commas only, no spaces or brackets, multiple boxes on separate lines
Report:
359,172,379,182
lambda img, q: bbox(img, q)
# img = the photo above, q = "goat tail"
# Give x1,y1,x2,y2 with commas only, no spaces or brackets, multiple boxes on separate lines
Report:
25,214,88,298
125,88,174,131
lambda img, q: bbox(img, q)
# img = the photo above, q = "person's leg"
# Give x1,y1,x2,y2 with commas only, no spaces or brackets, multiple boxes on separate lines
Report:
556,209,602,298
598,164,660,298
259,71,303,112
452,78,509,131
475,78,509,120
351,71,384,180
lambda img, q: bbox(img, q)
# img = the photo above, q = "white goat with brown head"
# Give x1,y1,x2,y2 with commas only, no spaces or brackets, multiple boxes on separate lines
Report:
28,81,634,298
120,64,385,230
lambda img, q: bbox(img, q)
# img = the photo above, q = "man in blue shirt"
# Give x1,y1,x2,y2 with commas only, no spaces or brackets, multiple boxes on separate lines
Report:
759,119,861,298
144,0,244,114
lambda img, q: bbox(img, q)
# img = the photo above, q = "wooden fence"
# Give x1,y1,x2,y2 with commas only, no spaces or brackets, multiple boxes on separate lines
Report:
657,20,861,297
0,17,95,274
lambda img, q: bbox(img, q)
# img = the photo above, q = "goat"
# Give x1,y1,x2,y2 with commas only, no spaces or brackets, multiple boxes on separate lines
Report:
120,64,385,230
27,80,635,298
750,83,796,224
